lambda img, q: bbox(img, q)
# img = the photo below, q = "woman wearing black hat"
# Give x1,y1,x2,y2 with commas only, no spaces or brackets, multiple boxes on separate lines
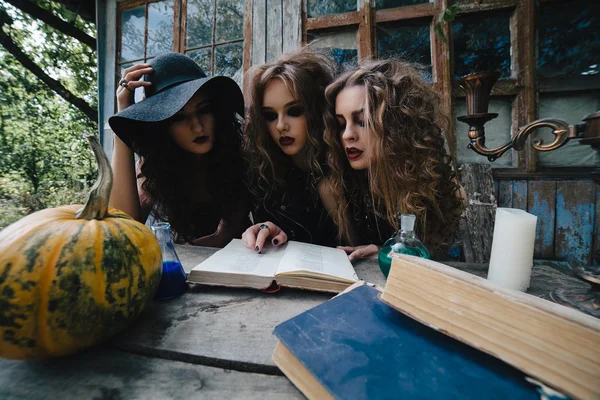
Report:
109,52,250,247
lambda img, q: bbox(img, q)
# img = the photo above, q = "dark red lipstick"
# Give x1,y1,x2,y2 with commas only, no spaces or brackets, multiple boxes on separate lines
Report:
193,136,209,144
346,147,363,160
279,136,295,146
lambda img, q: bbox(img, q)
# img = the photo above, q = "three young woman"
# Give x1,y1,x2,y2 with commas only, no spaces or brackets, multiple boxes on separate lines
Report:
109,51,463,261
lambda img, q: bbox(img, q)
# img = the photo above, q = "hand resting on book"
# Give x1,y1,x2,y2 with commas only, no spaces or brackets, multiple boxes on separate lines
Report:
242,221,288,253
337,244,380,261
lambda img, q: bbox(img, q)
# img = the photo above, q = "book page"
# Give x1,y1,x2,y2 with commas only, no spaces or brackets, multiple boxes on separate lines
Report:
191,239,284,278
276,241,358,282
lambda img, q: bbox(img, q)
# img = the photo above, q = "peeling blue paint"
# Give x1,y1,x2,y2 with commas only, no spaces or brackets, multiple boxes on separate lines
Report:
555,182,594,266
528,183,555,257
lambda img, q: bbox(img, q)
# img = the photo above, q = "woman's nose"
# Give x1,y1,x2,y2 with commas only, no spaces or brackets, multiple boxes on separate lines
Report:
190,114,203,132
276,116,288,133
341,125,356,142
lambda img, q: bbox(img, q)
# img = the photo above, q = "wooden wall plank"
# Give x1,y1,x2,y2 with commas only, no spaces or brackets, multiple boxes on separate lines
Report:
243,0,253,74
497,180,513,208
512,180,528,210
251,0,266,65
527,180,556,259
265,0,283,62
282,0,302,54
555,181,595,266
593,183,600,265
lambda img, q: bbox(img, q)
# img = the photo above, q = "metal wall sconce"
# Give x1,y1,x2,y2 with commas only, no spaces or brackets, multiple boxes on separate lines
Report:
456,71,600,162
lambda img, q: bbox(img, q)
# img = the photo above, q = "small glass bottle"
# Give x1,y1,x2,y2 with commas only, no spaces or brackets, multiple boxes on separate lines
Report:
378,214,431,278
151,222,187,300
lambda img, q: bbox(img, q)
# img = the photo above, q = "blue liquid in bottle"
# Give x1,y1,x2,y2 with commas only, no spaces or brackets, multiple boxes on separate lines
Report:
378,214,431,278
152,222,187,300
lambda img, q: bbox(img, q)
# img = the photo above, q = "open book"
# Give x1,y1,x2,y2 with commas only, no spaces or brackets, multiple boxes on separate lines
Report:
188,239,358,293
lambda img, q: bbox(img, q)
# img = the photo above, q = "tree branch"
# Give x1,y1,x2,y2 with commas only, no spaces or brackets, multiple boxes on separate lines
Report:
4,0,96,50
0,27,98,122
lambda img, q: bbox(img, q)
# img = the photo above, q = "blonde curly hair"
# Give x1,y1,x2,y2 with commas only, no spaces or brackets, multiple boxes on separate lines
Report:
323,59,464,252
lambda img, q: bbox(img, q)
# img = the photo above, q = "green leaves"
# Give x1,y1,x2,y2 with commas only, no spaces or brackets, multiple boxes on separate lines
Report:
434,4,461,44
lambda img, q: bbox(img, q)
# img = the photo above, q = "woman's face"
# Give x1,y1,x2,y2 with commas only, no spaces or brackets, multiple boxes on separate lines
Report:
262,79,308,159
169,90,215,154
335,85,371,170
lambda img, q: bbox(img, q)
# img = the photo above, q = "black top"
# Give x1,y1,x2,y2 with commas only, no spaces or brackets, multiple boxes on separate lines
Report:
252,166,338,247
350,198,397,246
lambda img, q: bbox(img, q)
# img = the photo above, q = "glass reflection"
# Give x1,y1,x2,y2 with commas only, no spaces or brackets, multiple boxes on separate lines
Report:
307,0,356,18
215,43,243,78
308,29,357,71
377,22,432,81
216,0,244,42
121,6,145,62
187,48,213,74
187,0,215,48
147,0,174,57
376,0,428,9
453,15,511,80
538,2,600,79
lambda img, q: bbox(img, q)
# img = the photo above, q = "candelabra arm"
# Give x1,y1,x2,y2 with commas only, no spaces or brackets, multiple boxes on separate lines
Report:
514,118,572,152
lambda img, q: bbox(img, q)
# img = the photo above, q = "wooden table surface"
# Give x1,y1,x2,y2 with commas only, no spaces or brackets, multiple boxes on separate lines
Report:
0,245,591,399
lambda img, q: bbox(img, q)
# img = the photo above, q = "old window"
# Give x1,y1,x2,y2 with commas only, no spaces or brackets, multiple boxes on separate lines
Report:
302,0,600,176
117,0,245,102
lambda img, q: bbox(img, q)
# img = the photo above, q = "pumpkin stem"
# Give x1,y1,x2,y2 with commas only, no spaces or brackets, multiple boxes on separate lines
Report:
76,135,113,220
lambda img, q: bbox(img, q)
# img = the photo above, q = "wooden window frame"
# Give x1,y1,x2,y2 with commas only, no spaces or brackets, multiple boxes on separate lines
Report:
302,0,600,179
116,0,245,83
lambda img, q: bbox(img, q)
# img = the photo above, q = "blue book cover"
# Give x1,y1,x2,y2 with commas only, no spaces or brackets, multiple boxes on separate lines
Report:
273,285,543,400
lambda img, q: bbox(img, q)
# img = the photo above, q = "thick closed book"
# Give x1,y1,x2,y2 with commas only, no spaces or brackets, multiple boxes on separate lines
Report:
273,285,542,400
188,239,358,293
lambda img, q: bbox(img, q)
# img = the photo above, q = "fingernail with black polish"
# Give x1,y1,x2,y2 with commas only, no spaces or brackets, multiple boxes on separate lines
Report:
273,239,279,245
255,246,259,251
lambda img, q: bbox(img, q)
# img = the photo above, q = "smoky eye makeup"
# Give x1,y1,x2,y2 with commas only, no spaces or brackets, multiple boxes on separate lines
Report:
195,102,212,115
262,110,277,122
287,105,305,117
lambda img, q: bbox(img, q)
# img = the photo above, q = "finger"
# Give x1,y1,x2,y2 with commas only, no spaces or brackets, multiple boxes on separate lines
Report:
337,246,356,254
117,80,152,94
271,229,287,246
254,226,271,252
242,228,257,249
122,64,152,77
348,248,363,261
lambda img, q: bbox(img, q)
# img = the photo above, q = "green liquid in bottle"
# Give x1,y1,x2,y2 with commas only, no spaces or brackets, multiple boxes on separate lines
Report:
377,214,431,278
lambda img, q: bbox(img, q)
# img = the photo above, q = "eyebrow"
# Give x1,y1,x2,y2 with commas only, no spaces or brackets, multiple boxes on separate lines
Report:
336,108,364,118
262,100,302,110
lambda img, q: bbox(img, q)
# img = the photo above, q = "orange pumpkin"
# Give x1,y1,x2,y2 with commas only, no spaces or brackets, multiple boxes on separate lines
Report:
0,136,162,360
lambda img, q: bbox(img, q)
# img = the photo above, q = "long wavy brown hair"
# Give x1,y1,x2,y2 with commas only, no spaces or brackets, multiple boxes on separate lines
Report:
132,86,247,241
323,59,464,252
243,48,335,206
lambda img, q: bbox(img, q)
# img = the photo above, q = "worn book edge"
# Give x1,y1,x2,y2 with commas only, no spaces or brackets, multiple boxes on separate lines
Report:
381,254,600,400
272,341,334,400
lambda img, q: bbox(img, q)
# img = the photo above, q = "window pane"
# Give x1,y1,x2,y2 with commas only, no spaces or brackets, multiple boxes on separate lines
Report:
538,2,600,79
453,15,511,80
537,92,600,167
187,0,215,48
215,0,244,42
147,0,174,57
308,29,358,71
121,6,145,62
377,22,432,81
187,48,213,74
376,0,429,10
455,97,513,167
307,0,356,18
215,42,243,81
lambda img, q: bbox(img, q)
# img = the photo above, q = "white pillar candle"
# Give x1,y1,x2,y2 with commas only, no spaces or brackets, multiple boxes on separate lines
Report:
487,208,538,292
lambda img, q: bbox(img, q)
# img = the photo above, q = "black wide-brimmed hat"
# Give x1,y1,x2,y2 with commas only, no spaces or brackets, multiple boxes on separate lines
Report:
109,52,244,149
